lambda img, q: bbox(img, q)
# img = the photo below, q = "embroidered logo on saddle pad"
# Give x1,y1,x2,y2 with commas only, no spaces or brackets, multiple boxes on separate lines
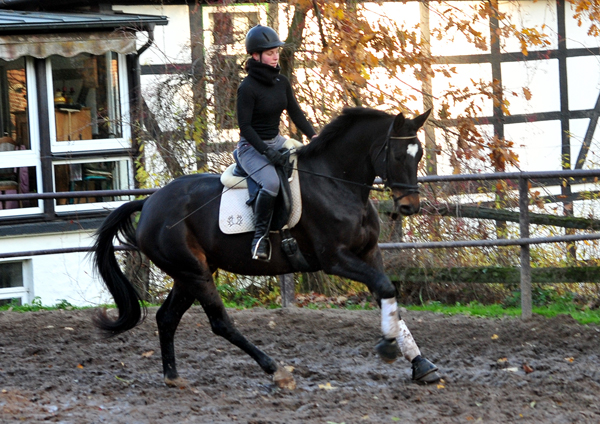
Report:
219,140,303,235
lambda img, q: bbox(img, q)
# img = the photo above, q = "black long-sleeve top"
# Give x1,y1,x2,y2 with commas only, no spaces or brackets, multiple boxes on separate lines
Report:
237,59,316,154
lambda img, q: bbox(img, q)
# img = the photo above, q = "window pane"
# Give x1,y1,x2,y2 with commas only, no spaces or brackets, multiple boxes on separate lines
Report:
51,53,122,141
54,159,130,204
0,298,21,306
0,262,23,289
0,57,30,151
0,165,37,210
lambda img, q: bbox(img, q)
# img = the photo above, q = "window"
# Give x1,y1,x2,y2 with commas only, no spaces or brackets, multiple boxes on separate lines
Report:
0,57,30,150
210,12,258,47
47,51,133,213
0,57,41,216
0,165,37,210
0,261,29,306
53,157,132,210
49,52,130,153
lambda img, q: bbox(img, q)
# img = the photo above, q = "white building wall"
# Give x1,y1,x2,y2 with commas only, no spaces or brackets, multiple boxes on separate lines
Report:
113,5,191,65
0,231,109,306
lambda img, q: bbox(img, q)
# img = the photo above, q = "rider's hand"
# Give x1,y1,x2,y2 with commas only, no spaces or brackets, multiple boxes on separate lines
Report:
264,147,287,166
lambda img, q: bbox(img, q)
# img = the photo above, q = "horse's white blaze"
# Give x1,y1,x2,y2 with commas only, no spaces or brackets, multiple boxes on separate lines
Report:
407,143,419,158
381,298,400,339
396,319,421,362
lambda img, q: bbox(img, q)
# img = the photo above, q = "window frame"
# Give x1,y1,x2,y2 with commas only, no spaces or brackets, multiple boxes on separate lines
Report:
0,57,43,218
52,155,135,213
0,259,33,305
47,53,132,154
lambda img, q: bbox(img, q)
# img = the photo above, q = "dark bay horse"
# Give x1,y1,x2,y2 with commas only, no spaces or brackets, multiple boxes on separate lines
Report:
93,107,440,389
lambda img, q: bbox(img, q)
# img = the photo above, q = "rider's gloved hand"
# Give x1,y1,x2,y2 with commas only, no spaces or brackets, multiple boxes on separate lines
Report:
263,147,288,167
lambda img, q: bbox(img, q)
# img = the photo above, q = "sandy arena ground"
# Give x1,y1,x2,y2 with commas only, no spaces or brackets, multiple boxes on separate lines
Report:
0,306,599,423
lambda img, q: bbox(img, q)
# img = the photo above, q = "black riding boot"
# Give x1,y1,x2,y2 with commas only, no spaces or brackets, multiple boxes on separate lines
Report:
251,190,277,261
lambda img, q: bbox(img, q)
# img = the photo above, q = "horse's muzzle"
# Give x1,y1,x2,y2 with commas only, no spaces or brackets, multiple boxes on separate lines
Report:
391,192,420,219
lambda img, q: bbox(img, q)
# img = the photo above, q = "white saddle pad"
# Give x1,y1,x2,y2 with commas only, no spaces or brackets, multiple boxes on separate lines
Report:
219,148,302,235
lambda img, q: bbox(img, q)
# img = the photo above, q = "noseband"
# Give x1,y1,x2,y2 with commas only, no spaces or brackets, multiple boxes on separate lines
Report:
376,122,420,201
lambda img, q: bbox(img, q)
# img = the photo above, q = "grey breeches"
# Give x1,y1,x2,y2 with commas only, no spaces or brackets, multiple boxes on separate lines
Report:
237,134,287,196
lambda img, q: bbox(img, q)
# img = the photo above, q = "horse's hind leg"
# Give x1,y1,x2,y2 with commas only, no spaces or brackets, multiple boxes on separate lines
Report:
165,268,295,389
155,284,195,387
193,274,296,389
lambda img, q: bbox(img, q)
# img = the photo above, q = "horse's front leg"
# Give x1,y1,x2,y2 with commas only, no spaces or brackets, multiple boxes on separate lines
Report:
376,291,440,384
327,254,440,384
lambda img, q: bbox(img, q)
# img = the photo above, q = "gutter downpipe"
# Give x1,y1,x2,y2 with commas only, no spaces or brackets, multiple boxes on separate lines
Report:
137,25,155,57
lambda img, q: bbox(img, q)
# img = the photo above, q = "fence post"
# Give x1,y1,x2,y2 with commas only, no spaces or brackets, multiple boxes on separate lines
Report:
279,274,295,308
519,176,532,319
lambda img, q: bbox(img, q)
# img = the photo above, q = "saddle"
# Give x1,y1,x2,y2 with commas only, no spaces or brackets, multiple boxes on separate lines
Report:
219,138,304,235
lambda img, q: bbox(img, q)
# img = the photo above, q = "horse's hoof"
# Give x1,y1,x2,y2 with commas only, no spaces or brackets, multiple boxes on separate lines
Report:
164,376,189,388
375,338,399,364
411,356,440,384
273,365,296,390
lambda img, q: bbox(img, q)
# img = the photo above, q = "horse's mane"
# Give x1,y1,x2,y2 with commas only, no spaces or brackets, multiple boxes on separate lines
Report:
298,107,391,158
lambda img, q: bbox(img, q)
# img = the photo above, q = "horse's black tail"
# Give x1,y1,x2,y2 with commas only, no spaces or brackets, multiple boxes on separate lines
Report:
92,198,148,336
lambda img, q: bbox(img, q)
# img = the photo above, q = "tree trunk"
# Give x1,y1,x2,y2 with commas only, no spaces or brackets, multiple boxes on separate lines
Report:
125,251,151,303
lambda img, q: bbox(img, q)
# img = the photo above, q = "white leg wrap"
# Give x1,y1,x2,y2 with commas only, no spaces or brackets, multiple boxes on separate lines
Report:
396,319,421,362
381,298,400,339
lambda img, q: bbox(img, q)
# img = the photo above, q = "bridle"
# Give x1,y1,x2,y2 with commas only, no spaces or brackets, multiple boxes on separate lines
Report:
375,121,421,202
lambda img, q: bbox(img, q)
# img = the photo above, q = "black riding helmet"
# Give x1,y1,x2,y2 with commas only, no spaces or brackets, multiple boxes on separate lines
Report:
245,25,285,54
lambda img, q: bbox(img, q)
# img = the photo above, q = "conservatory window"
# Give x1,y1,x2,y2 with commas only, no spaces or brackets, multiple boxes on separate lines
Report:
0,57,30,151
53,158,132,208
0,165,37,210
50,52,127,149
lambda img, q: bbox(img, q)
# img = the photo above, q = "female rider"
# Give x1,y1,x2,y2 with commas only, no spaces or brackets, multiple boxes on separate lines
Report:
236,25,317,261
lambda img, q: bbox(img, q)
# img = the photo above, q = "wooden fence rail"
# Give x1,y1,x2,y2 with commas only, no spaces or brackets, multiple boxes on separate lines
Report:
2,169,600,318
388,266,600,284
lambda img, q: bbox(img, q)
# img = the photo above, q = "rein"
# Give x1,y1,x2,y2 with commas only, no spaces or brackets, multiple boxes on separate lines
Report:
289,166,385,192
167,122,421,228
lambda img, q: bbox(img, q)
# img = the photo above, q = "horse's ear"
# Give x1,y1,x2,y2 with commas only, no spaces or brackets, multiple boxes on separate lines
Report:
393,113,405,132
413,108,432,130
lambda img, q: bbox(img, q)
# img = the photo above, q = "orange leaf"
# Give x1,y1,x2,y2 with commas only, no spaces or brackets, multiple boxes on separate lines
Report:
523,364,534,373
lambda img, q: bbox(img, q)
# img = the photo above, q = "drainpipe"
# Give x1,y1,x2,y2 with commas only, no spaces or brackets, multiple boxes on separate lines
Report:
137,25,155,57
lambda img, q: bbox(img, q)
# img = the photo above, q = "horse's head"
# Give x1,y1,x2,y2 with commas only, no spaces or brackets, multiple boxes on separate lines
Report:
378,109,431,218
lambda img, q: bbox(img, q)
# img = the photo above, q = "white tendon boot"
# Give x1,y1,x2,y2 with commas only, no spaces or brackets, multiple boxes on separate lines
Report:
396,319,440,384
381,298,400,339
396,319,421,362
375,298,401,363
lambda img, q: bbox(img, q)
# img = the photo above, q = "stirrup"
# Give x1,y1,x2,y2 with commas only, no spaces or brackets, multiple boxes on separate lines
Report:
252,235,272,261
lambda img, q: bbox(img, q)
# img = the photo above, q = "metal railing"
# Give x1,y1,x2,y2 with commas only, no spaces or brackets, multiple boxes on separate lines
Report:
380,168,600,319
2,168,600,318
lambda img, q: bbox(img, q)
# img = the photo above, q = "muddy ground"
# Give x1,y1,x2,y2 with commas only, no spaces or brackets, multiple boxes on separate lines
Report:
0,306,599,423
